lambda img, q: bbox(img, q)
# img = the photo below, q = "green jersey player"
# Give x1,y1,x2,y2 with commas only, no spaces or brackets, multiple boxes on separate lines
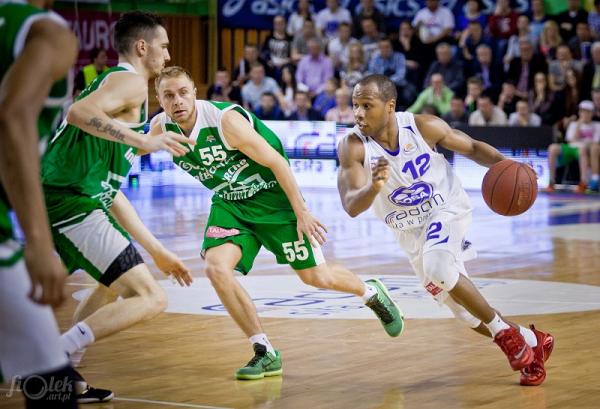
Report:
40,11,193,388
150,66,405,380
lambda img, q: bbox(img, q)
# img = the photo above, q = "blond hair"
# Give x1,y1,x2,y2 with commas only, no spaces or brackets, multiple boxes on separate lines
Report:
155,66,194,92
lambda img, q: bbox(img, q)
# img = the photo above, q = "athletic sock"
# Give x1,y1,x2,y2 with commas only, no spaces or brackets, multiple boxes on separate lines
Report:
249,333,275,355
519,326,538,348
61,322,95,355
361,283,377,303
484,314,510,337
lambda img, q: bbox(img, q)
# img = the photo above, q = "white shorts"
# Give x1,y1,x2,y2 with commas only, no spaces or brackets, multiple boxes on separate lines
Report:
394,210,481,327
0,244,68,378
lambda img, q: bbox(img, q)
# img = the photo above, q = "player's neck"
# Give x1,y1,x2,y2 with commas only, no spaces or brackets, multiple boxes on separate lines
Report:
176,107,198,136
372,117,399,151
118,57,151,81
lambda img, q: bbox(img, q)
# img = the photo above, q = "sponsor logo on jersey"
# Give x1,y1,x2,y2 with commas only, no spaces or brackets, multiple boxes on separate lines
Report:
206,135,216,142
206,226,240,238
384,193,445,229
402,143,416,154
389,182,433,206
425,282,443,296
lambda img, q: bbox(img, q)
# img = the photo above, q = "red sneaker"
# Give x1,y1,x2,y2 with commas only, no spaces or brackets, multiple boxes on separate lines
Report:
520,325,555,386
493,326,534,371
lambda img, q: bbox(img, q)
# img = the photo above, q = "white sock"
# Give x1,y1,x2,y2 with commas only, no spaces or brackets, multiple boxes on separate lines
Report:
361,284,377,303
249,333,275,355
61,322,95,355
484,314,510,337
520,326,538,348
592,174,599,181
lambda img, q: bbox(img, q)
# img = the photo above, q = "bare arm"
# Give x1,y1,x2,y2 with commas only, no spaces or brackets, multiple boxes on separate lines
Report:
66,73,193,156
110,191,192,286
415,114,505,168
0,20,77,306
221,110,327,244
337,134,387,217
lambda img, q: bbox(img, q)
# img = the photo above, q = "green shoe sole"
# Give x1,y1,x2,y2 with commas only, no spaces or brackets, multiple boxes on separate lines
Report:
368,278,405,337
236,368,282,380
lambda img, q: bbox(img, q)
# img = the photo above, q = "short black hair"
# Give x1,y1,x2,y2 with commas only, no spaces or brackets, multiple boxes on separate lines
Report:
113,11,164,55
356,74,397,102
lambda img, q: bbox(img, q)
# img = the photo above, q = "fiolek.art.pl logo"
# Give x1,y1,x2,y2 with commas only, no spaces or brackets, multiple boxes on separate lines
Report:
5,375,74,402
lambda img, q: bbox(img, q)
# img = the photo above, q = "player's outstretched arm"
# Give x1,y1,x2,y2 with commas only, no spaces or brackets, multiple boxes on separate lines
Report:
0,19,77,306
110,191,192,286
415,114,505,168
337,134,386,217
66,73,193,156
221,109,327,245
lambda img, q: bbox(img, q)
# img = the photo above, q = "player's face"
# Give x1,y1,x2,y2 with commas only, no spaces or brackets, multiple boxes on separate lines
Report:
143,26,171,78
158,75,196,123
352,83,394,137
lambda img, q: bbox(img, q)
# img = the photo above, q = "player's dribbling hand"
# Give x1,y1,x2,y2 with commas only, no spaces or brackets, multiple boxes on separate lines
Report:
144,131,196,157
371,157,390,191
296,209,328,246
153,248,193,287
25,244,67,307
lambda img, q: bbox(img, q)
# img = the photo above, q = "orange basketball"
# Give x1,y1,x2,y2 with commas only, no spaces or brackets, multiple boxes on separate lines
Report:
481,160,538,216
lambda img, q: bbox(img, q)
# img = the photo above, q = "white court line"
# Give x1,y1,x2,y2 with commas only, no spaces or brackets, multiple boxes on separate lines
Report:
0,389,232,409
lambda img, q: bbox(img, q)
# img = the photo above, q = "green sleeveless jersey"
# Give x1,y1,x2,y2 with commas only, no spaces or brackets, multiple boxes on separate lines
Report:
42,63,147,225
0,1,70,261
155,101,288,202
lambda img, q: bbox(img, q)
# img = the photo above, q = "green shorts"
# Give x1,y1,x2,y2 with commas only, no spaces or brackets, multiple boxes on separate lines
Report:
201,189,324,274
558,143,580,167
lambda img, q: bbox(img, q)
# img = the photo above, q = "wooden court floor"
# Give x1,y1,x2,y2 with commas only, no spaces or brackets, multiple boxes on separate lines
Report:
1,187,600,409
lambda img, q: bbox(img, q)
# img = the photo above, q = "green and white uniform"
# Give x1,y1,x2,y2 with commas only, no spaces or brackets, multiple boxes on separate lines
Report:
42,62,147,285
0,0,71,379
153,100,324,273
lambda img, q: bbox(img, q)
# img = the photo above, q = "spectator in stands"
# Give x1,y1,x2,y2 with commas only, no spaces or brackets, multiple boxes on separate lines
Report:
315,0,352,41
488,0,518,58
443,96,469,127
234,44,270,86
341,42,368,89
592,88,600,120
313,78,338,118
563,68,583,119
464,77,483,113
325,86,354,125
207,67,242,105
504,15,538,68
291,19,324,64
241,63,285,111
555,0,588,42
459,21,493,72
568,22,593,62
547,100,600,193
287,0,315,37
261,15,292,80
469,95,508,126
393,20,423,85
279,64,299,117
456,0,486,33
352,0,385,39
529,72,561,125
497,80,520,117
471,44,503,100
286,90,322,121
507,38,548,99
328,22,358,71
368,38,415,107
529,0,547,40
589,0,600,39
549,45,582,91
408,73,453,116
424,43,465,95
539,20,563,60
508,100,541,126
74,47,109,96
412,0,455,68
254,92,285,120
581,41,600,99
359,17,384,64
296,38,334,97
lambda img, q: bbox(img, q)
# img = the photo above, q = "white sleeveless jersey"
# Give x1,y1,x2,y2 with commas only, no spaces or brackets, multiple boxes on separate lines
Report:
350,112,472,231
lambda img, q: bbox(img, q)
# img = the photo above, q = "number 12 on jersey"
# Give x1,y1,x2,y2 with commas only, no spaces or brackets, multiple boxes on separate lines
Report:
402,153,430,179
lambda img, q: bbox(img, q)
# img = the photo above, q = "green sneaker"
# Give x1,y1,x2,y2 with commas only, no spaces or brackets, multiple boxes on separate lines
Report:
235,343,283,380
365,278,405,337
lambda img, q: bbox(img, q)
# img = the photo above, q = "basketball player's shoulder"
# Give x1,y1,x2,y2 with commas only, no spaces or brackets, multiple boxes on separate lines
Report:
413,114,449,145
338,130,365,164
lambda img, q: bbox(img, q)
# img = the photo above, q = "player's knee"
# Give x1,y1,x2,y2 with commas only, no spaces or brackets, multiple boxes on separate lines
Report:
140,284,167,317
204,263,234,290
422,251,460,292
548,144,561,156
299,268,333,289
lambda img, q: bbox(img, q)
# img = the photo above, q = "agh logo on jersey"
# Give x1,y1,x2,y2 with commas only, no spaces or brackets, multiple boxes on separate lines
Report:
403,143,416,154
389,182,433,206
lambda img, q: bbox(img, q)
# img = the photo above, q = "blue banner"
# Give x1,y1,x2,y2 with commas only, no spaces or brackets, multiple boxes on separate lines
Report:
218,0,531,31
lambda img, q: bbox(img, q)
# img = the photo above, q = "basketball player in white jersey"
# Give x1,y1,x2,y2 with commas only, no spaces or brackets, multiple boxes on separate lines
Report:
337,74,554,386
